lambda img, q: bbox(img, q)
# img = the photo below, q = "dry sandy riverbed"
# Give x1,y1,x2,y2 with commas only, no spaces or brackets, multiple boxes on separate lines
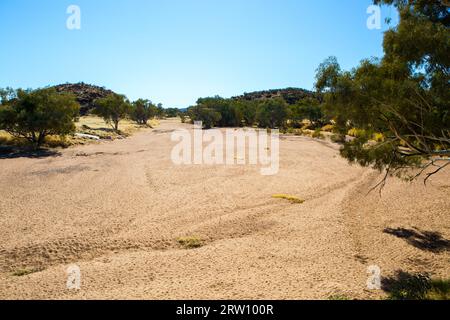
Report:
0,119,448,299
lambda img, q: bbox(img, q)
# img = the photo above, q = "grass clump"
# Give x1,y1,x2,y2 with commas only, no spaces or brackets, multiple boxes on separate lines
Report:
272,194,305,204
177,236,204,249
383,271,450,300
12,267,41,277
0,131,29,147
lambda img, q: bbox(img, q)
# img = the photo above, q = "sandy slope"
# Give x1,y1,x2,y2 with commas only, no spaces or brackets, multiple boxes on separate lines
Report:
0,119,448,300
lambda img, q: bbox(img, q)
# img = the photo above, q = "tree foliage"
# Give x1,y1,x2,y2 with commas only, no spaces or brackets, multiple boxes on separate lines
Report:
0,88,79,148
289,97,324,128
130,99,157,125
255,98,289,129
315,0,449,184
187,103,222,129
187,94,325,130
165,108,181,118
94,93,131,131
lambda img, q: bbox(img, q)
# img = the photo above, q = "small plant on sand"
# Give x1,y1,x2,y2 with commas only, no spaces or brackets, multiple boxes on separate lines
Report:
177,236,203,249
383,271,450,300
12,267,41,277
272,194,305,204
328,294,351,300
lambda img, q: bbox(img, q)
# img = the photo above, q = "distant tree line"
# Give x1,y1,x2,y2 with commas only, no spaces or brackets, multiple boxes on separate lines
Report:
185,95,326,130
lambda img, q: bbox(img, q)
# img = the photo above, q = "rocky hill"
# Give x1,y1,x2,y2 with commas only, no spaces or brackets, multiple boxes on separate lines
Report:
233,87,320,105
53,83,115,115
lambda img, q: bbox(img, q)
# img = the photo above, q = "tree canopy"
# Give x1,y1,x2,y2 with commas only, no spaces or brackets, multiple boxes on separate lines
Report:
315,0,449,185
130,99,157,125
0,88,79,148
94,93,131,131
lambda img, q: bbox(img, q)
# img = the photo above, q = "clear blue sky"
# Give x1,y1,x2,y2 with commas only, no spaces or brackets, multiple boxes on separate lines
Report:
0,0,397,108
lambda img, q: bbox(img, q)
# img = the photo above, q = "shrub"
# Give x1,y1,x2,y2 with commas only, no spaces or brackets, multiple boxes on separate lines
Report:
177,236,203,249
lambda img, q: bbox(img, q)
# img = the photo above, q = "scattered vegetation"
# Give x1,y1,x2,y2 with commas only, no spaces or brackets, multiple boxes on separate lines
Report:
272,194,305,204
177,236,204,249
383,271,450,300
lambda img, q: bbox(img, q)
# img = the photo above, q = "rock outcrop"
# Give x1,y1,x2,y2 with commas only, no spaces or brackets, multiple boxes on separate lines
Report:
53,83,115,115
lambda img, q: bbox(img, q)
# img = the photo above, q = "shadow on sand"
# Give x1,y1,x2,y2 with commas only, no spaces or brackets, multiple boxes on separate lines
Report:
0,146,61,159
383,227,450,253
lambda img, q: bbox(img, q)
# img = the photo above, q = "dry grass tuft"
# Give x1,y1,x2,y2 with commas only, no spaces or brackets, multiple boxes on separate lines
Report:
12,267,42,277
272,194,305,204
177,236,204,249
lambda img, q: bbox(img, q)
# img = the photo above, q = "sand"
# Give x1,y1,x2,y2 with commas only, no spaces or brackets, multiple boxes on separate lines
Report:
0,119,448,299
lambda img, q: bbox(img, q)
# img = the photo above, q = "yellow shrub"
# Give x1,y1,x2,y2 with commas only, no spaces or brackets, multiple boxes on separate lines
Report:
348,128,366,138
373,133,385,142
321,124,335,132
